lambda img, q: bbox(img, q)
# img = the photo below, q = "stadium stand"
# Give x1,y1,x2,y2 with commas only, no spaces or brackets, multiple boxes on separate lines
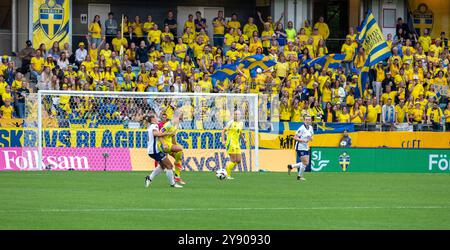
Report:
0,10,449,132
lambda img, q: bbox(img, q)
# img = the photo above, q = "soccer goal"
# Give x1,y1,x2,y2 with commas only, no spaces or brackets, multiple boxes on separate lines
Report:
21,91,259,172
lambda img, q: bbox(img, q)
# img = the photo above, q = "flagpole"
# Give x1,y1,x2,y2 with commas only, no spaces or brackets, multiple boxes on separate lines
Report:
120,14,124,58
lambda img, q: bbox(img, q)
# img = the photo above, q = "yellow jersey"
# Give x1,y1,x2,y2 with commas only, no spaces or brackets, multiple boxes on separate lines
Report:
160,121,179,148
225,120,243,147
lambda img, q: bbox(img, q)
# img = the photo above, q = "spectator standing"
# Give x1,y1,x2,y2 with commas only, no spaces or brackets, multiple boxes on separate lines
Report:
314,16,330,40
17,40,35,74
285,21,296,43
194,11,207,34
395,18,410,40
164,10,178,37
105,12,118,45
14,81,30,118
212,11,226,47
89,15,102,48
382,98,396,130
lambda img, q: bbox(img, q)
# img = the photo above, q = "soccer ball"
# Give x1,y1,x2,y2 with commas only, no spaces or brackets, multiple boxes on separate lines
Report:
216,169,227,180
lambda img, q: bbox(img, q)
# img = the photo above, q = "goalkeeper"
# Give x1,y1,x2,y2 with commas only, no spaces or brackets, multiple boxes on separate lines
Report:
160,110,186,185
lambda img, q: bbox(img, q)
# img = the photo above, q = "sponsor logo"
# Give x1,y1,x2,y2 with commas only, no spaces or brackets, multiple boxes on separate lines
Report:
311,151,330,171
339,152,350,171
1,149,89,170
429,154,449,171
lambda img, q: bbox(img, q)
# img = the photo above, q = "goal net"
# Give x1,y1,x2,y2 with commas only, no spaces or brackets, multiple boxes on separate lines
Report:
22,91,259,172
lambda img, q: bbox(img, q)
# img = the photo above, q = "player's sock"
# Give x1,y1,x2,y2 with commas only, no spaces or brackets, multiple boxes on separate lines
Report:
225,161,236,177
149,166,163,180
173,166,181,177
165,169,176,186
174,151,183,166
298,165,306,177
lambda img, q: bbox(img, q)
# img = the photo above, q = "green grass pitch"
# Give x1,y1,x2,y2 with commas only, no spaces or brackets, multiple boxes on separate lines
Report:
0,171,449,229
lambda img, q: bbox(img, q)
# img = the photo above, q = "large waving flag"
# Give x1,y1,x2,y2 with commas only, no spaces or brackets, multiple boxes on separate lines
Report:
355,10,392,98
302,54,345,70
211,63,238,82
239,54,276,72
324,54,345,69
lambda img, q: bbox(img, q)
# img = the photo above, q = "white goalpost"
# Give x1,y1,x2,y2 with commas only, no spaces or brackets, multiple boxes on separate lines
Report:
30,91,259,172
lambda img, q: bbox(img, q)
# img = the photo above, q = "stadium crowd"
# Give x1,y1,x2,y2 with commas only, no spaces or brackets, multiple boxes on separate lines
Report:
0,10,450,131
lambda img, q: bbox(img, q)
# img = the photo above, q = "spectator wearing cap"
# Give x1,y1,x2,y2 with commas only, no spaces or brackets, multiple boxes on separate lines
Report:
75,42,87,66
382,71,395,91
17,40,35,74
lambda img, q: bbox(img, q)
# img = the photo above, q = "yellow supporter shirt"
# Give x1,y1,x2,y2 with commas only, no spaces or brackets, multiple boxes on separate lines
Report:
341,43,355,61
0,105,14,118
89,22,102,39
31,57,44,72
212,18,225,35
338,113,350,123
111,38,128,52
148,29,162,44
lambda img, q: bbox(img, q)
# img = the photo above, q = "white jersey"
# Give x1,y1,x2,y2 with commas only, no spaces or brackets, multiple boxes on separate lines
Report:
147,124,161,154
294,124,314,151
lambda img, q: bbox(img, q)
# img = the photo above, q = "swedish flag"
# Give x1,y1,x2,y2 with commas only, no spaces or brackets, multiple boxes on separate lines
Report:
324,54,345,69
303,54,345,70
211,63,238,82
239,54,276,72
303,56,326,69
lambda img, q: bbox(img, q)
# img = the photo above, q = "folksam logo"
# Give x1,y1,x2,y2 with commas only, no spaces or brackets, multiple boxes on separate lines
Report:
311,151,330,171
429,154,449,171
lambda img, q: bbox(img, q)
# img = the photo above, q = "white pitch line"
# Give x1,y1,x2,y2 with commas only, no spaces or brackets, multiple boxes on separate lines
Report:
0,206,448,213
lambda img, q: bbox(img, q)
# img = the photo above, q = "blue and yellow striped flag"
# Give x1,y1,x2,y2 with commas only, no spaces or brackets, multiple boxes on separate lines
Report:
239,54,276,72
355,10,392,98
357,10,392,67
211,63,238,82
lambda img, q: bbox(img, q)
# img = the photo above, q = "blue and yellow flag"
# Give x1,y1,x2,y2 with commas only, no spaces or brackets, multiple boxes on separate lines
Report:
303,54,345,70
357,10,392,67
355,10,391,98
211,63,238,82
239,55,276,72
31,0,72,49
324,54,345,69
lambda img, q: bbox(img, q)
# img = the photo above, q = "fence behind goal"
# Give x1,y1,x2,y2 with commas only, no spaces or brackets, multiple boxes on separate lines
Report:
19,91,259,172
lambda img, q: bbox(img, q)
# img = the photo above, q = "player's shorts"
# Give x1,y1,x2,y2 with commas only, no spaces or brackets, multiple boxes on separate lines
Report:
226,142,241,155
296,150,310,159
148,152,167,162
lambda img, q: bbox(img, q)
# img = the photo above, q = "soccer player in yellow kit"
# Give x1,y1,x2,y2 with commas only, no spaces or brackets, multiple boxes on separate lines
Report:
221,110,246,180
160,110,186,184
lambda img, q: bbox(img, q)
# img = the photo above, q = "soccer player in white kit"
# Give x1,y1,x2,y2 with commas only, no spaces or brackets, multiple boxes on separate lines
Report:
144,114,183,188
287,115,314,181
